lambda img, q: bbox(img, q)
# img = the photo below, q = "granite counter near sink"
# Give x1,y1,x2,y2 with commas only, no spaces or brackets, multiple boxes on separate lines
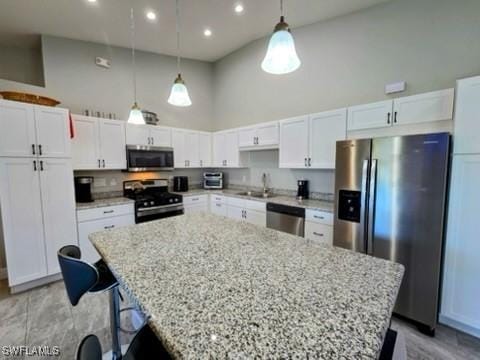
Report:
76,196,134,210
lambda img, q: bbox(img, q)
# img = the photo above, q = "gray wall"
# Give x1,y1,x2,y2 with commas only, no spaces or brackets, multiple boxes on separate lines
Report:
0,44,44,86
0,35,214,131
212,0,480,130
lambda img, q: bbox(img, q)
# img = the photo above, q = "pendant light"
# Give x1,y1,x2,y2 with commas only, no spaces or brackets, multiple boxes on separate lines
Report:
128,6,145,124
261,0,301,75
168,0,192,107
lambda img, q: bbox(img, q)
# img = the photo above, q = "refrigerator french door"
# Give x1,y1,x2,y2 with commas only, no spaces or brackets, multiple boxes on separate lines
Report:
334,133,450,334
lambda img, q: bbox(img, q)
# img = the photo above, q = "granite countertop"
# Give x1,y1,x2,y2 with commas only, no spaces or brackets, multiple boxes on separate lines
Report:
90,212,404,359
174,189,335,213
76,196,134,210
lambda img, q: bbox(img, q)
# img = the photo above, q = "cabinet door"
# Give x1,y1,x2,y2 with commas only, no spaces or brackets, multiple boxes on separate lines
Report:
38,158,77,275
309,109,347,169
150,126,172,147
72,116,101,170
305,221,333,246
347,100,393,131
34,106,71,158
238,127,257,148
279,116,309,168
0,100,36,157
225,131,240,167
0,158,47,286
227,205,244,221
393,89,454,126
257,122,279,146
172,130,187,168
78,214,135,264
441,155,480,332
184,203,208,214
212,133,226,167
198,133,212,167
185,131,200,168
454,77,480,154
210,202,227,216
244,209,266,227
99,119,126,169
126,124,149,146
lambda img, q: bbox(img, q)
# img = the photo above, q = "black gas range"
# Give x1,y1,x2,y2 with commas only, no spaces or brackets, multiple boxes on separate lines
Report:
123,179,184,223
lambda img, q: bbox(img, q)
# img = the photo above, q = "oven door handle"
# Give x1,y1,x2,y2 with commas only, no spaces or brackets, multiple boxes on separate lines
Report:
137,204,184,216
137,204,184,212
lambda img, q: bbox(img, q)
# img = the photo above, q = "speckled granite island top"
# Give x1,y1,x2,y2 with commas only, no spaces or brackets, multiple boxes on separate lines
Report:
90,213,404,359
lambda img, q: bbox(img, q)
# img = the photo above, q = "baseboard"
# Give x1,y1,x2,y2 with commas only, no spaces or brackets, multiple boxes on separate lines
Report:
439,314,480,339
0,267,7,280
10,273,62,294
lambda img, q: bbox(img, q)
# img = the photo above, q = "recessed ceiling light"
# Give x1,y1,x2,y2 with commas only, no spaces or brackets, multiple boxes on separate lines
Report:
146,11,157,21
204,28,212,37
234,4,244,13
87,0,97,3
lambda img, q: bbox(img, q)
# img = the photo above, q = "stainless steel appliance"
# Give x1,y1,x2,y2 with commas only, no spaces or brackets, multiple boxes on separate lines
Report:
126,145,174,172
123,179,183,223
203,172,223,189
266,203,305,237
173,176,188,192
333,133,450,334
297,180,309,200
74,176,94,203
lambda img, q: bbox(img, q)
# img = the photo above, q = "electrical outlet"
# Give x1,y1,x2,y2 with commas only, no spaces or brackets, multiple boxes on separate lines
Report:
110,178,117,186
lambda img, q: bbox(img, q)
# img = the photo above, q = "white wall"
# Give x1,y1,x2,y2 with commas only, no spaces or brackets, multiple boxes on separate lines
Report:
212,0,480,130
0,44,44,86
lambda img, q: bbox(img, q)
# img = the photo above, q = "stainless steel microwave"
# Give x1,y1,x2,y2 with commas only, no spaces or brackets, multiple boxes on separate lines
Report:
126,145,174,172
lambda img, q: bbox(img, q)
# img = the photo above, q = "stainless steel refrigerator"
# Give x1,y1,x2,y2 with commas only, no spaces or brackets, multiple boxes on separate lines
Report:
333,132,450,334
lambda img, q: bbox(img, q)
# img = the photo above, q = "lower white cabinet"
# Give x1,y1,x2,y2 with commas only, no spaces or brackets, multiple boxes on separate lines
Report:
210,195,227,216
77,204,134,264
305,222,333,245
225,197,266,227
0,157,77,286
183,195,209,213
440,155,480,337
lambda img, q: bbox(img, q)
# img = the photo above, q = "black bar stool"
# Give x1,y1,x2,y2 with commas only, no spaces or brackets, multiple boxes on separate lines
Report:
58,245,141,360
77,324,171,360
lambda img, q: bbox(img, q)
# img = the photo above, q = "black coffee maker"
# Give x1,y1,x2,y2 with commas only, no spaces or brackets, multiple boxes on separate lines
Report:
297,180,309,200
74,177,94,203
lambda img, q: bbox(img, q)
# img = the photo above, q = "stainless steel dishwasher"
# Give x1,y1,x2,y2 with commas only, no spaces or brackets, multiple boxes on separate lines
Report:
266,203,305,237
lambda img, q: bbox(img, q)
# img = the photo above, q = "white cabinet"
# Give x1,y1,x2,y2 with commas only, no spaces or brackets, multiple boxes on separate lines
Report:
225,197,266,227
213,130,245,168
279,116,309,168
347,100,393,131
238,121,279,150
305,222,333,245
172,129,211,168
72,115,126,170
198,133,212,168
279,111,346,169
126,124,172,147
183,195,209,213
441,155,480,337
210,195,227,217
0,100,70,158
77,205,134,264
453,76,480,154
185,131,200,168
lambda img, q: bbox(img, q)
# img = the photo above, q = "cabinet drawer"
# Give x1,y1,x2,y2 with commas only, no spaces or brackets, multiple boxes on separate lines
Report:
183,194,208,205
210,202,227,216
210,194,226,203
305,209,333,225
184,203,208,214
226,196,245,208
244,199,266,212
305,222,333,246
77,203,134,223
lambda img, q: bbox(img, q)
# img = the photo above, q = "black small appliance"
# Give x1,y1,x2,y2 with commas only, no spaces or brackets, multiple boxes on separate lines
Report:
173,176,189,192
297,180,309,200
74,177,94,203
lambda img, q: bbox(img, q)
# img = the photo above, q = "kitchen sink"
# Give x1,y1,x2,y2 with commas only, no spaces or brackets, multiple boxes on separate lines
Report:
236,191,275,198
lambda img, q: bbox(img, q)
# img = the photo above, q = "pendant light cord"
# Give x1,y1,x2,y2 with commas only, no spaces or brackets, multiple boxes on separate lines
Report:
175,0,181,75
130,6,137,104
280,0,284,17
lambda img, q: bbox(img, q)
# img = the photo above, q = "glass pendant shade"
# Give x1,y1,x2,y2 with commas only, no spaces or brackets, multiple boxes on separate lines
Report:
262,18,301,75
168,74,192,107
127,102,145,124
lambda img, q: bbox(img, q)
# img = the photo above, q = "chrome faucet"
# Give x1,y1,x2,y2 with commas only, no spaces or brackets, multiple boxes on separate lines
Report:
262,173,268,195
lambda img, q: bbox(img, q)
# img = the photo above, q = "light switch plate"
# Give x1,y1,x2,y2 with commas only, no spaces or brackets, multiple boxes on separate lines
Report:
385,81,406,94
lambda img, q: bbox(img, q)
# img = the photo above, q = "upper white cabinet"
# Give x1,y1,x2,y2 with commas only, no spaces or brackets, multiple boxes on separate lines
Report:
213,130,245,168
198,132,212,168
126,124,172,147
453,76,480,154
72,115,126,170
279,110,346,169
441,155,480,337
347,100,393,131
172,129,211,168
238,121,279,150
0,100,70,158
347,89,454,131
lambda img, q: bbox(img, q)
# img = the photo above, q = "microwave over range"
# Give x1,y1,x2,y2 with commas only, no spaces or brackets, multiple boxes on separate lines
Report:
126,145,174,172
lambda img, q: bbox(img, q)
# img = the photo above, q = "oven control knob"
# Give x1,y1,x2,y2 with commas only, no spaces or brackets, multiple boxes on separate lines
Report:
169,199,173,203
150,201,155,205
175,199,178,202
143,202,148,206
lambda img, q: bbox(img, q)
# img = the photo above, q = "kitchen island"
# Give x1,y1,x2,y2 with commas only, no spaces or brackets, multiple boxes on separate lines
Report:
90,212,404,359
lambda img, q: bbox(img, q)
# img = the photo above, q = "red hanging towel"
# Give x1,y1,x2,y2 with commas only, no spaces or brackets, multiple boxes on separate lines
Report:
69,112,75,139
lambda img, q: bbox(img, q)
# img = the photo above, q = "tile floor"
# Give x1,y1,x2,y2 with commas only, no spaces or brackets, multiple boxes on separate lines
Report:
0,279,479,359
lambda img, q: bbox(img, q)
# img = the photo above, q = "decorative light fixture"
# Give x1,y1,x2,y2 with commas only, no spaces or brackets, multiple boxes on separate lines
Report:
128,6,145,124
168,0,192,107
234,3,244,14
204,28,212,37
261,0,301,75
146,10,157,21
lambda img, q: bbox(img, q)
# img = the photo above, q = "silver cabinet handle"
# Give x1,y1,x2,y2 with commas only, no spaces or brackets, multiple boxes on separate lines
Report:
98,159,101,168
387,112,391,124
102,159,105,168
191,198,199,201
393,111,398,123
308,158,312,167
313,232,324,237
104,225,115,229
32,144,36,155
304,158,308,167
38,144,42,156
200,160,203,167
40,160,44,171
313,215,325,219
103,210,114,214
151,137,154,145
216,203,221,207
33,160,37,171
